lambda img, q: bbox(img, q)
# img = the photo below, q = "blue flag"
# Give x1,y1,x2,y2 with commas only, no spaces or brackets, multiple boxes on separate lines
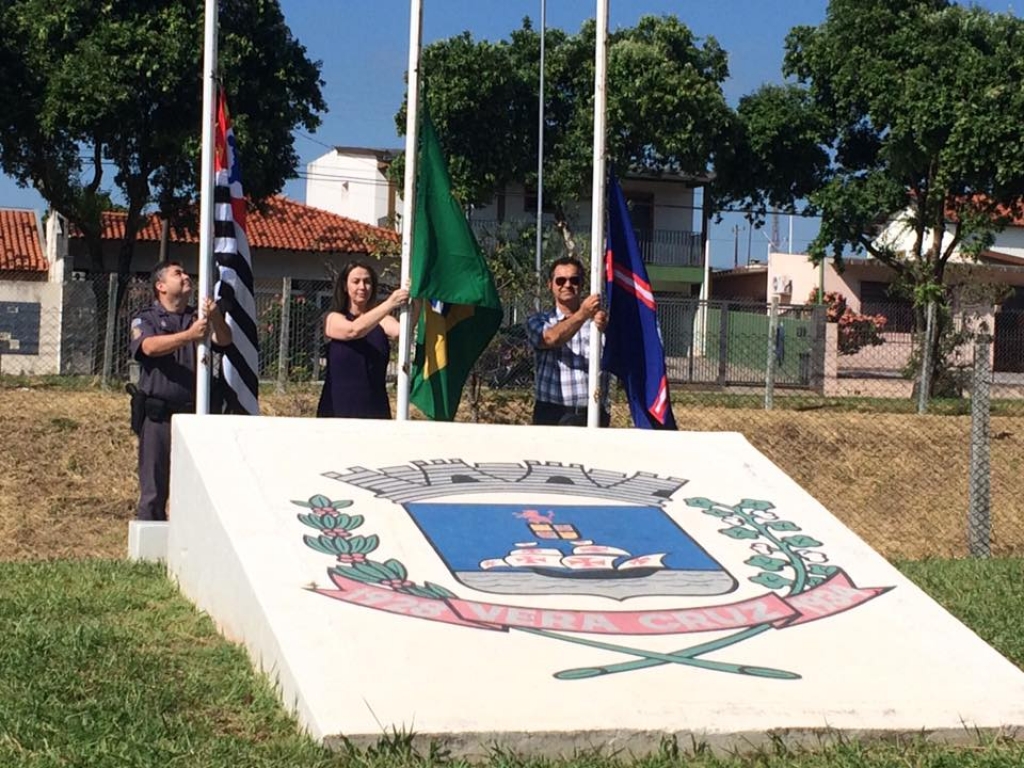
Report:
601,171,678,429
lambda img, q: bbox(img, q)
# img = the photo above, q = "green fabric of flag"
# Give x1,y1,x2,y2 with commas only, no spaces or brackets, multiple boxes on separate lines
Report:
409,109,503,421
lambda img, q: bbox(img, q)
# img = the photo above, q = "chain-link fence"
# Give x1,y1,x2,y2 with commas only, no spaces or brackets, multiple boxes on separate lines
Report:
0,271,338,387
1,268,1021,561
465,292,1024,564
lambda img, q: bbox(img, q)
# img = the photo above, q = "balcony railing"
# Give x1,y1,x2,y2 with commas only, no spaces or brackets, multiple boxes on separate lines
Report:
634,228,703,268
468,219,703,268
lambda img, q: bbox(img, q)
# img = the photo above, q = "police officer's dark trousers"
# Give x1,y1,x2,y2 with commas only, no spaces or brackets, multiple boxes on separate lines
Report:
137,416,172,521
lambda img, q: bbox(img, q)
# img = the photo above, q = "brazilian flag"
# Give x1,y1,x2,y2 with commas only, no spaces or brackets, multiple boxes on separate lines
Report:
409,109,502,421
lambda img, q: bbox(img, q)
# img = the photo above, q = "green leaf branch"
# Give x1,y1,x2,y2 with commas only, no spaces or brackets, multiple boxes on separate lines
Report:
685,497,838,594
294,494,455,600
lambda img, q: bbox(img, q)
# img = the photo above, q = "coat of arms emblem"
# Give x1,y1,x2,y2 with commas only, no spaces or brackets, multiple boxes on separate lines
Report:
296,459,892,681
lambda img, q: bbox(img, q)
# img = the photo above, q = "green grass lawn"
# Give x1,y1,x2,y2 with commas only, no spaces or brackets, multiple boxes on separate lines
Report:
1,559,1023,768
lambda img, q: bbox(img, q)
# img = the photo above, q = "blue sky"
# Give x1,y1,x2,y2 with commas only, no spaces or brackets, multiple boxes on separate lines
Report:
283,0,832,267
1,1,1016,268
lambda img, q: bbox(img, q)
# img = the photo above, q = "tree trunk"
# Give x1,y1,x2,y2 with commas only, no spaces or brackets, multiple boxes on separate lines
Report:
114,199,148,307
84,235,109,375
159,218,170,262
553,203,576,256
912,296,960,400
106,207,148,379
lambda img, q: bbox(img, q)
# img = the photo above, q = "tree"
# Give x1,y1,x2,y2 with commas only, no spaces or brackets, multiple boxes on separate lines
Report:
722,0,1024,393
0,0,325,328
395,15,734,252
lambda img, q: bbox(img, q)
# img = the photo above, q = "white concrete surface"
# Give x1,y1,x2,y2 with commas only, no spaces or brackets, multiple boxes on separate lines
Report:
127,520,169,562
166,416,1024,757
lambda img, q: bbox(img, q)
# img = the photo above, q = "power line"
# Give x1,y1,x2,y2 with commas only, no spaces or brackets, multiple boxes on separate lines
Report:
295,131,336,150
714,205,821,219
296,170,394,187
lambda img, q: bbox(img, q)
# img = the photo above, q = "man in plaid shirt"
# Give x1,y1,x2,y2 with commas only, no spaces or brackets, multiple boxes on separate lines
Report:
526,256,609,426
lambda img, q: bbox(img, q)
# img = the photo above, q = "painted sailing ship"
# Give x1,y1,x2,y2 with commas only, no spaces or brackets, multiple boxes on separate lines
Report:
478,509,668,580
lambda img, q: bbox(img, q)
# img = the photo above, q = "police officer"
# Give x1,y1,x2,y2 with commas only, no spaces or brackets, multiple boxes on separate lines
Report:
129,260,231,521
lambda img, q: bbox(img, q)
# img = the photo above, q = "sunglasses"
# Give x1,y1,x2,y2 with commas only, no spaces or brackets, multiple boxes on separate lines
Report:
554,276,582,287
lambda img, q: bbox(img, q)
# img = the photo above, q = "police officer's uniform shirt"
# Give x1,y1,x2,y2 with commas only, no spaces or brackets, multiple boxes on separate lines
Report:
130,302,197,406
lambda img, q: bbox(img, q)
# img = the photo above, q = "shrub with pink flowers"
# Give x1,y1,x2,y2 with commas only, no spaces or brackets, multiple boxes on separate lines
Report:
811,290,888,355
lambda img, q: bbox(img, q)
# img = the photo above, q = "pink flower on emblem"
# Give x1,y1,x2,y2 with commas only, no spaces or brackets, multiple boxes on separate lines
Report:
336,553,367,564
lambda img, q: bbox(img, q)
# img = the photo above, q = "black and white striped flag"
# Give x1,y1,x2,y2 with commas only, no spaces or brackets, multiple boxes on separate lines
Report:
213,91,259,414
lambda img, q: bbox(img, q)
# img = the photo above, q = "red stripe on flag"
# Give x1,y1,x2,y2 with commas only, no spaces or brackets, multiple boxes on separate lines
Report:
649,375,669,423
230,197,246,230
612,265,657,311
215,91,247,232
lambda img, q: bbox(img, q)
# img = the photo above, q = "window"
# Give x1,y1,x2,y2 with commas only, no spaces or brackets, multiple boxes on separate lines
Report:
624,192,655,233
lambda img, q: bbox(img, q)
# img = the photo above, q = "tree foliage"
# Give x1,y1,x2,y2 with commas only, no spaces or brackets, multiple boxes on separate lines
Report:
725,0,1024,299
395,15,734,245
0,0,326,276
714,83,829,218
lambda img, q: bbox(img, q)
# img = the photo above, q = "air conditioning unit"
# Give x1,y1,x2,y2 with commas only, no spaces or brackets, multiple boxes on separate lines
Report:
771,275,793,295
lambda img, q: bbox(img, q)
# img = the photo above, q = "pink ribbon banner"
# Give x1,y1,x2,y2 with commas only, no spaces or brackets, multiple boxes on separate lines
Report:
316,570,889,636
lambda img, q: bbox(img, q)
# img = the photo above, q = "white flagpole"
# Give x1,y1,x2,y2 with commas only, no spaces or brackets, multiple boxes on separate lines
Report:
534,0,547,311
396,0,423,421
696,236,711,357
586,0,609,429
195,0,218,415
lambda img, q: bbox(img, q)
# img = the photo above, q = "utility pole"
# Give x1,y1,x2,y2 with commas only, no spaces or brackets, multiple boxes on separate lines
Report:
733,225,739,268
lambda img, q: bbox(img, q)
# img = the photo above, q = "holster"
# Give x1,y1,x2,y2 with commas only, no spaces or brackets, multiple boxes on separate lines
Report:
126,384,193,433
126,383,146,436
143,396,172,423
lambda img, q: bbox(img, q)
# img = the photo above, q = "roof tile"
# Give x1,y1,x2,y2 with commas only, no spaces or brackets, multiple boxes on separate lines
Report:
0,210,46,273
82,195,398,253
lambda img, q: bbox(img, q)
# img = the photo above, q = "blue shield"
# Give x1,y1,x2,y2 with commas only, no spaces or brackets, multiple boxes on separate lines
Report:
405,502,736,600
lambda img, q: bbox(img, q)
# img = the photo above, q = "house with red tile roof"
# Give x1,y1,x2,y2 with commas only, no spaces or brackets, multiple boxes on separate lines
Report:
63,195,399,286
0,197,398,376
0,209,66,374
0,209,48,278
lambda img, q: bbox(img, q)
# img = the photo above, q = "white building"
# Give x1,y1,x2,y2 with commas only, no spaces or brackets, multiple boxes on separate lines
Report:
305,146,709,295
305,146,401,229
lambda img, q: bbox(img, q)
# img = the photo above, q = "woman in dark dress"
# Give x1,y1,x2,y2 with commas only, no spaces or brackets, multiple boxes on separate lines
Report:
316,262,408,419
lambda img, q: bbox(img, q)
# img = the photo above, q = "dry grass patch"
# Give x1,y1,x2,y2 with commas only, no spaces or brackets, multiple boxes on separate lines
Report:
684,409,1024,560
2,386,1021,562
0,389,136,561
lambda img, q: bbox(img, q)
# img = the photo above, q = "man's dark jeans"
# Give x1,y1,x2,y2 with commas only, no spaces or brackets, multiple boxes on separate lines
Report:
533,400,610,427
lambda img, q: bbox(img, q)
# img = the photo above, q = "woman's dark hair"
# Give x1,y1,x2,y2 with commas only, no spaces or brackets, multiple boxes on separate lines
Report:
330,261,380,314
